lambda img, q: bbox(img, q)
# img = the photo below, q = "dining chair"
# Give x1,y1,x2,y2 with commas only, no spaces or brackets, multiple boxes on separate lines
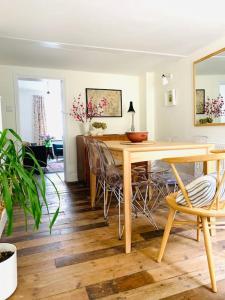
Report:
157,152,225,293
96,140,158,239
84,137,108,217
148,136,195,207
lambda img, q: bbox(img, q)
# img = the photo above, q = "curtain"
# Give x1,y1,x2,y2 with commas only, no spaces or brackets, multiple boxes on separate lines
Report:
33,95,47,145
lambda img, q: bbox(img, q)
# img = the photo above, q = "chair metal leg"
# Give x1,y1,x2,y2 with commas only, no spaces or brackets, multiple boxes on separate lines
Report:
157,208,176,263
103,183,109,219
202,217,217,293
95,180,102,203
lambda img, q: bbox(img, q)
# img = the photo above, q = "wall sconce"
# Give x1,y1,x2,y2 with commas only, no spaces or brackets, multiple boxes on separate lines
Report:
127,101,135,132
161,73,173,86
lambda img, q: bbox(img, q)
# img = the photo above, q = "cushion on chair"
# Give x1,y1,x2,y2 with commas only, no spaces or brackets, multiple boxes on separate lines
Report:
176,174,217,207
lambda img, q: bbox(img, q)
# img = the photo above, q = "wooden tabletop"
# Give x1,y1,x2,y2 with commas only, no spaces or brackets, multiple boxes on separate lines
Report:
104,140,214,152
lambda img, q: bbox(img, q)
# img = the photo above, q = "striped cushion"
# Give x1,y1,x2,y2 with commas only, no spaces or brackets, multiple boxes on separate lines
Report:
176,175,217,207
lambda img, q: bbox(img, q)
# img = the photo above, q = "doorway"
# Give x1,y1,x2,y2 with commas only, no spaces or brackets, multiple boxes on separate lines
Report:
17,78,65,175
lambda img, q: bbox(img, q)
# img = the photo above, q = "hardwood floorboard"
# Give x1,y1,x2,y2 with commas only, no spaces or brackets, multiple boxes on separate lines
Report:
4,174,225,299
2,221,108,244
42,288,89,300
18,241,62,257
86,271,155,300
55,244,125,268
161,278,225,300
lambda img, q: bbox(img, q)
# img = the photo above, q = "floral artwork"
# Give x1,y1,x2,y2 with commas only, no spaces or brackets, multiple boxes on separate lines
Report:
70,93,108,123
86,88,122,117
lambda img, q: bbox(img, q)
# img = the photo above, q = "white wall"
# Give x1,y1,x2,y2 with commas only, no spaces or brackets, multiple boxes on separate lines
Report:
42,80,63,140
139,72,155,140
154,36,225,144
0,65,142,181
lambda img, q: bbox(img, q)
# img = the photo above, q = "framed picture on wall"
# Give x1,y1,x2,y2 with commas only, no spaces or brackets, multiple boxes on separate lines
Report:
165,89,176,106
195,89,205,114
86,88,122,117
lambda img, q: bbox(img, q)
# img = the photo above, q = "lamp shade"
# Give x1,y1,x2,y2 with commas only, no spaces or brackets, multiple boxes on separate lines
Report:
162,75,168,86
127,101,135,113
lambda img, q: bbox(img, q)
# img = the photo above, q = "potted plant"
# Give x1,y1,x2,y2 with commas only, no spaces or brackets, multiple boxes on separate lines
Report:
41,134,55,147
91,122,107,135
0,128,60,299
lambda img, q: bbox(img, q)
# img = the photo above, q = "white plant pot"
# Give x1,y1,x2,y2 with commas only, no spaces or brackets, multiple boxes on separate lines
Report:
0,243,17,300
80,122,91,136
0,209,7,238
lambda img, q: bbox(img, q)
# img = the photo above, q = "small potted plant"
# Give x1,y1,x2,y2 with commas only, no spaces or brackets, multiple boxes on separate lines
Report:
0,128,60,299
41,134,54,147
91,122,107,135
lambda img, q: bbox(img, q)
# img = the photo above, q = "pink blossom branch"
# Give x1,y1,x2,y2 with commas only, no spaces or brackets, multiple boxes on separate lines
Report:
205,95,225,119
70,94,108,123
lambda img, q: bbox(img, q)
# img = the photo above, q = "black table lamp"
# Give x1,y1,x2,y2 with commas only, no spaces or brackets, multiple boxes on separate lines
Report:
127,101,135,131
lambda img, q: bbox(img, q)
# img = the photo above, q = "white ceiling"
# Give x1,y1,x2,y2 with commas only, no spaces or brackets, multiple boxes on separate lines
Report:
0,0,225,74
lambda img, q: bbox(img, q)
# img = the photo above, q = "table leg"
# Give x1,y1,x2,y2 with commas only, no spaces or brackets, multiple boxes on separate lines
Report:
123,151,132,253
203,160,214,175
90,171,96,208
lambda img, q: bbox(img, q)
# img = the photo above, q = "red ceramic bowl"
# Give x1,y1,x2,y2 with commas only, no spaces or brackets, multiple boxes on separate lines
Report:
126,131,148,143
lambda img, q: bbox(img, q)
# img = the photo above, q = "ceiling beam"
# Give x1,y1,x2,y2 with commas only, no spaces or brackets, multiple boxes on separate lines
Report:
0,35,187,58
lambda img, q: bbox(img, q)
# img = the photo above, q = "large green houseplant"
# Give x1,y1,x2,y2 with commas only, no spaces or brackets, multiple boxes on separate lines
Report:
0,128,60,299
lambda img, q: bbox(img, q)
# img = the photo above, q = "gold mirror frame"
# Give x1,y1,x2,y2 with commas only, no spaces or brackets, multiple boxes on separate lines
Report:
193,47,225,126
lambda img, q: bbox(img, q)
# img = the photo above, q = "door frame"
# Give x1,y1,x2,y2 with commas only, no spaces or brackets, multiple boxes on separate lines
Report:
14,75,68,181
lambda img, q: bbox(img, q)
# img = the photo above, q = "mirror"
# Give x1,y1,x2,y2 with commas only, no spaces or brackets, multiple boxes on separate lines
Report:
194,47,225,126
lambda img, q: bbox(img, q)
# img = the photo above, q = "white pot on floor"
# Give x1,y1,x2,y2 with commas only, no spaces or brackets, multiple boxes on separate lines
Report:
0,243,17,300
0,209,7,238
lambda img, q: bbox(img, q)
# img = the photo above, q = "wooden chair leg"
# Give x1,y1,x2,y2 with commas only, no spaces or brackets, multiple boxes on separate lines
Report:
197,216,201,242
157,208,176,263
202,217,217,293
208,217,216,237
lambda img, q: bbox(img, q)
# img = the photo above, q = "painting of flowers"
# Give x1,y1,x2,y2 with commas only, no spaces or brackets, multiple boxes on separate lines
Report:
86,88,122,117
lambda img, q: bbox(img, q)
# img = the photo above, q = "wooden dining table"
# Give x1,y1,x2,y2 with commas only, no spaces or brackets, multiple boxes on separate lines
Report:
90,140,214,254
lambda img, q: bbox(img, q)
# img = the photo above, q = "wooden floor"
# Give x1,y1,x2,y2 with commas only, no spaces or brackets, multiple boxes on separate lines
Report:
3,173,225,299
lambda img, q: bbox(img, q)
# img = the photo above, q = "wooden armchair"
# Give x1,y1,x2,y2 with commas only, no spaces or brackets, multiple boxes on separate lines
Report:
157,153,225,293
